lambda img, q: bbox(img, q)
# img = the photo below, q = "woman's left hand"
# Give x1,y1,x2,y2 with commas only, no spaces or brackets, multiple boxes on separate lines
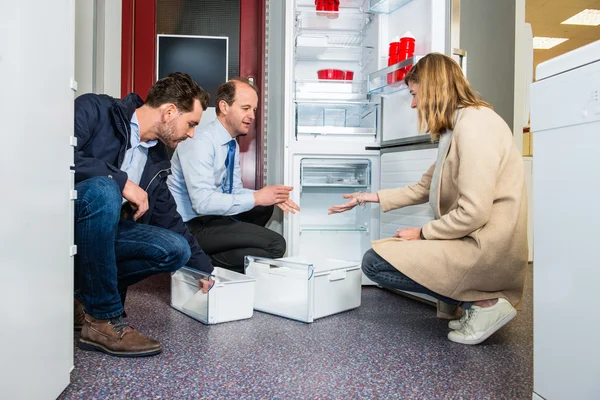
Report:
394,227,422,241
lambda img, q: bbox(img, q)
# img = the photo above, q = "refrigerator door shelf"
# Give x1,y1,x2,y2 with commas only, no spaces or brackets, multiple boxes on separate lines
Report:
244,256,362,323
368,0,414,14
171,267,256,325
367,55,423,95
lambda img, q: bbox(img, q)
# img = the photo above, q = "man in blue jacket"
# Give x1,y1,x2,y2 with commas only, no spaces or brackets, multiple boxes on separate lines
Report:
74,72,214,357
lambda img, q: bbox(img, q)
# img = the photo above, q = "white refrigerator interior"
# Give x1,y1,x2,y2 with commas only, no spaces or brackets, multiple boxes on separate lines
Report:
271,0,520,296
0,0,75,397
281,0,449,284
530,40,600,400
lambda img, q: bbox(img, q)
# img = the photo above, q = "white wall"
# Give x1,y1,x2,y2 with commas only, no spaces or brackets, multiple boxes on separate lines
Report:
513,0,529,154
0,0,75,397
101,0,122,96
75,0,122,97
75,0,95,95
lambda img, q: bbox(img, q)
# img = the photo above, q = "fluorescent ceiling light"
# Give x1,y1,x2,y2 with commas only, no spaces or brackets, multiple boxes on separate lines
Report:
532,36,568,49
562,9,600,26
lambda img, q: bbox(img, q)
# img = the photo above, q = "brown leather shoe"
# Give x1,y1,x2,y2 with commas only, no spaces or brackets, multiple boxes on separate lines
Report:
79,315,162,357
74,298,85,331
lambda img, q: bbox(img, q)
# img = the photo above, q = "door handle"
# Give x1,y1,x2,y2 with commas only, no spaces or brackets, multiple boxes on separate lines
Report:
452,48,467,77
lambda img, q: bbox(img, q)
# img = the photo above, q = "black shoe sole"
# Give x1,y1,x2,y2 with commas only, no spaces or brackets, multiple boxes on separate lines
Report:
78,339,162,358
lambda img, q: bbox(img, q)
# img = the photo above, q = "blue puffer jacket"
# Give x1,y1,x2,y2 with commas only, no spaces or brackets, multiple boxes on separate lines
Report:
74,92,214,274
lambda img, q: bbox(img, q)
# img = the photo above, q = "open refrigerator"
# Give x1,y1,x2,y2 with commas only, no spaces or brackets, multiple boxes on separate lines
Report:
267,0,519,300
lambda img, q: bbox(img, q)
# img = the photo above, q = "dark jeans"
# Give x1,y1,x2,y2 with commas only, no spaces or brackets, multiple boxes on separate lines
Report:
362,248,467,307
74,177,191,319
186,205,286,273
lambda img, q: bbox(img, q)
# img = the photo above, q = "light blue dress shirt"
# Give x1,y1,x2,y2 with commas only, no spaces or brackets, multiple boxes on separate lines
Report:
120,112,157,201
168,119,255,221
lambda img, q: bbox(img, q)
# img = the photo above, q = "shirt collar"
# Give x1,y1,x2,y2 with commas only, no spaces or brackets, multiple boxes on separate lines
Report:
214,118,236,146
131,112,158,149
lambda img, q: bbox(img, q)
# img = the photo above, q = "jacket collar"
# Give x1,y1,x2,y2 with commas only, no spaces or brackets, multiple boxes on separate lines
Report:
115,93,144,120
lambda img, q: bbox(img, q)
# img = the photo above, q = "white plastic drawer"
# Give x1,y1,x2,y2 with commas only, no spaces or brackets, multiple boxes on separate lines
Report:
245,256,362,323
171,267,256,325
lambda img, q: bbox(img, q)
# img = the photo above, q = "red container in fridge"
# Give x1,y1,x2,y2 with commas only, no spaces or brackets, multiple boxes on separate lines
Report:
315,0,326,16
325,0,340,19
387,38,400,84
398,36,416,54
343,70,354,80
317,69,344,80
397,32,416,80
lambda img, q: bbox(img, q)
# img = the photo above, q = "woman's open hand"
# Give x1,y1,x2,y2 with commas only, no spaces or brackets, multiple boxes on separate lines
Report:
328,193,359,215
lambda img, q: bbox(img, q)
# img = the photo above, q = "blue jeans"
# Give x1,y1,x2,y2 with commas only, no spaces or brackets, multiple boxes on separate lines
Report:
362,249,467,307
74,177,191,319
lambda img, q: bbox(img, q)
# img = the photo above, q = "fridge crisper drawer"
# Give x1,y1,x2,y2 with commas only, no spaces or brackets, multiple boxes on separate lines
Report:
244,256,362,323
171,267,256,325
300,158,370,187
295,80,367,101
296,102,378,137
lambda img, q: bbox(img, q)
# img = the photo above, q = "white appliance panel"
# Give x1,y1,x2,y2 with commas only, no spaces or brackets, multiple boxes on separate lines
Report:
531,43,600,400
1,0,75,397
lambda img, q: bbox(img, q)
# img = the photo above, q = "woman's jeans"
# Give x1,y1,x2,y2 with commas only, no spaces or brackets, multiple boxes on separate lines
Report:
362,248,467,307
74,177,191,319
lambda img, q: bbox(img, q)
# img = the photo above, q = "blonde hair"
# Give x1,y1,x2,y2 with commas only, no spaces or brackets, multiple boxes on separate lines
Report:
404,53,491,141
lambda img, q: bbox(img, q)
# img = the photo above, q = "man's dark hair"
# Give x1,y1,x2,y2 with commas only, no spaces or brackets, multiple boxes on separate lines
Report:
215,77,259,116
145,72,210,112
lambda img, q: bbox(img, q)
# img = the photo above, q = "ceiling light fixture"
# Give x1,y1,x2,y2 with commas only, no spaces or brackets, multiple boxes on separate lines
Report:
532,36,568,49
562,9,600,26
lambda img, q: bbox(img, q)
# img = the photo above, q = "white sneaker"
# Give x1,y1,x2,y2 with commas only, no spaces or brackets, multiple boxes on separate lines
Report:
447,298,517,345
448,313,467,330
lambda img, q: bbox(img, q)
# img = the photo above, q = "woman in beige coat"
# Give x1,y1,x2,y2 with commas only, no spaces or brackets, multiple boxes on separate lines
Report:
329,53,528,345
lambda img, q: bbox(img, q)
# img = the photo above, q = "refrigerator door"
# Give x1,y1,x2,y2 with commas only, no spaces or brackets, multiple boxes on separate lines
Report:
378,0,518,144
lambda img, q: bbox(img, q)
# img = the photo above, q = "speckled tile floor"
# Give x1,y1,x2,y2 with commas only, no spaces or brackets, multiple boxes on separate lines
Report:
59,264,533,399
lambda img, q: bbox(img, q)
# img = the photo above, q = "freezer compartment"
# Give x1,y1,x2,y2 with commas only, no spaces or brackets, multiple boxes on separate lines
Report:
244,256,362,323
171,267,256,325
296,102,378,138
300,158,370,187
298,185,371,255
298,158,372,259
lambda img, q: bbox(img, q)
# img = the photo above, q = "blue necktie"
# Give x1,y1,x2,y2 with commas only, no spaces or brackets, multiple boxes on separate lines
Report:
224,140,236,194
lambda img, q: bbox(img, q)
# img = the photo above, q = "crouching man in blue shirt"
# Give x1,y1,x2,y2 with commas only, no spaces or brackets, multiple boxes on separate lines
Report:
168,78,300,273
74,72,214,357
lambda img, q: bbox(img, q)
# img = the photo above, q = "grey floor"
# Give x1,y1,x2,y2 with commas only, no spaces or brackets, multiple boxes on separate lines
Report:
59,264,533,399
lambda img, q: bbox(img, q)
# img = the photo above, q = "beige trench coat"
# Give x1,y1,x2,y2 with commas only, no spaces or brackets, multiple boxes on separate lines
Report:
372,106,528,306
